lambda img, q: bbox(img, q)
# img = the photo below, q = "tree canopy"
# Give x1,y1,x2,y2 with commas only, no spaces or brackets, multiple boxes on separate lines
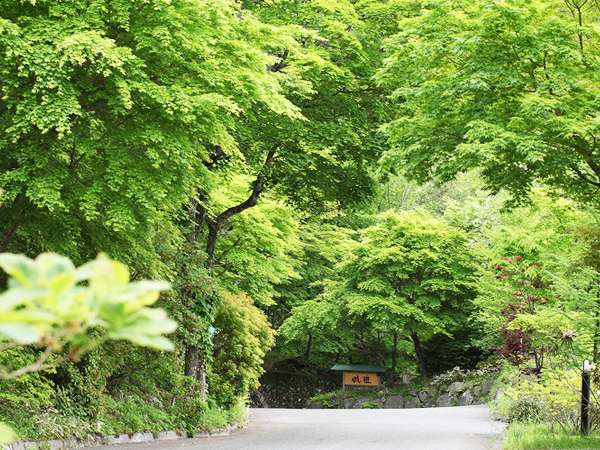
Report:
378,0,600,205
2,0,600,443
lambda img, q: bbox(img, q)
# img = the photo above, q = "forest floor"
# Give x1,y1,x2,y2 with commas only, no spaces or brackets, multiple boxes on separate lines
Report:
88,405,505,450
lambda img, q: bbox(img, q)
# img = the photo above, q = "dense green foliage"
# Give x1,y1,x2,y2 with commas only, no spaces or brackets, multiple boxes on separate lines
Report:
2,0,600,445
278,210,479,378
0,253,175,442
343,211,478,376
0,0,392,441
378,0,600,205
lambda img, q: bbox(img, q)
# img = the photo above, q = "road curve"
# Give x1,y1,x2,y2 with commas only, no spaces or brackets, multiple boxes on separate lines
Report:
90,405,505,450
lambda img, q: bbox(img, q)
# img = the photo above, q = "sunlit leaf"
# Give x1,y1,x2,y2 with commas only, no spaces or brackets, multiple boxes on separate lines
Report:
0,323,40,344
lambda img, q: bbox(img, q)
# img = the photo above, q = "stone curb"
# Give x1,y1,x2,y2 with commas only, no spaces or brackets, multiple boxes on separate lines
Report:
154,431,186,441
3,423,243,450
193,422,242,439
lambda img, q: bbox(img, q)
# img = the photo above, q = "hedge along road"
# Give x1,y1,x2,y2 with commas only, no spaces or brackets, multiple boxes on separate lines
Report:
89,405,505,450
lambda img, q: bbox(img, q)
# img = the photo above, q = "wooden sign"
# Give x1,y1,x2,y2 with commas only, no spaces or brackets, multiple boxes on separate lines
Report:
331,364,385,388
343,371,380,387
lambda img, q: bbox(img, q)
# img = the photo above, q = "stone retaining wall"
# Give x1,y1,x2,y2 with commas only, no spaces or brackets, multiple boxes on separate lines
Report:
308,377,496,409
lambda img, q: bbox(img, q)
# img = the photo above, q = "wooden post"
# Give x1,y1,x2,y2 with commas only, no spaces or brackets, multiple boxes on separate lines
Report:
581,360,592,436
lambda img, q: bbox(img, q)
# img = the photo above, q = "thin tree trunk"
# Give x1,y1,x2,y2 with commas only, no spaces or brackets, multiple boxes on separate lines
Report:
183,147,278,401
410,331,428,376
184,195,209,401
196,357,207,400
304,334,313,361
533,348,544,374
204,146,277,265
206,221,219,266
0,194,25,252
389,332,398,384
594,278,600,363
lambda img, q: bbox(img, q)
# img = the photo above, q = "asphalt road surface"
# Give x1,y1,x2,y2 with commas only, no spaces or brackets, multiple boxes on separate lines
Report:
91,406,505,450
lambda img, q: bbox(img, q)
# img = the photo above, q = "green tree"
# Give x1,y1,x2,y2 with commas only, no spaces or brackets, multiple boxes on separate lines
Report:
270,221,358,358
378,0,600,205
0,0,348,401
0,0,301,264
474,192,598,371
342,210,478,377
178,0,396,396
277,280,354,365
249,0,392,212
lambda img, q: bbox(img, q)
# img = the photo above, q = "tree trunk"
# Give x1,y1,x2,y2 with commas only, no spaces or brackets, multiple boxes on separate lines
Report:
391,333,398,380
184,195,210,401
203,147,276,266
389,332,399,384
184,345,208,400
533,347,544,374
0,194,26,252
183,147,277,401
594,278,600,363
184,345,198,377
206,221,219,266
304,334,313,361
197,357,207,400
410,331,428,376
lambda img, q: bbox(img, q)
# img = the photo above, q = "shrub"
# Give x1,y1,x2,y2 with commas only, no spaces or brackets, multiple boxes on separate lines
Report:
499,368,597,433
209,291,274,407
506,395,547,424
100,397,174,435
0,349,55,409
430,359,501,388
0,252,177,443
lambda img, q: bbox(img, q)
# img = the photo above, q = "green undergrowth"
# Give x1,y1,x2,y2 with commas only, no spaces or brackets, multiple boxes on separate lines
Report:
312,383,414,398
0,346,247,442
312,389,380,404
503,423,600,450
1,397,246,441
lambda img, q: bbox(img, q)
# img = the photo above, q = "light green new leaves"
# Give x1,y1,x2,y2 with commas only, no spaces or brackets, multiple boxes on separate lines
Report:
0,0,313,272
507,308,586,357
207,174,302,306
378,0,600,205
0,252,176,351
473,192,598,355
343,210,479,338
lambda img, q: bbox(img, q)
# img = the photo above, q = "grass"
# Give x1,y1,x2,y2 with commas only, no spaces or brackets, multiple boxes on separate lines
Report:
503,423,600,449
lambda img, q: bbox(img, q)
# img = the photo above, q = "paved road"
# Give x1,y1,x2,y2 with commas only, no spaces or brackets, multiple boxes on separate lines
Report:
93,406,505,450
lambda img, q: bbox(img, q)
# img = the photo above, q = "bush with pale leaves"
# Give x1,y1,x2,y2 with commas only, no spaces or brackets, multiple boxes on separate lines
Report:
0,253,176,443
